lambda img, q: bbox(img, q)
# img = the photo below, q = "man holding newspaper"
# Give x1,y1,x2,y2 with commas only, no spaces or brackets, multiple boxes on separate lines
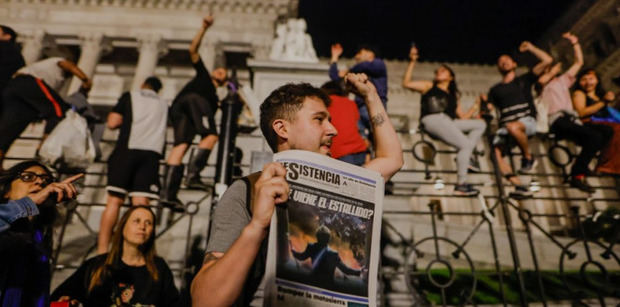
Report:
191,73,403,306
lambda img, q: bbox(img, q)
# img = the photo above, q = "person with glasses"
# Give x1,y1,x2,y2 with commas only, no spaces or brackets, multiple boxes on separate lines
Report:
0,160,82,305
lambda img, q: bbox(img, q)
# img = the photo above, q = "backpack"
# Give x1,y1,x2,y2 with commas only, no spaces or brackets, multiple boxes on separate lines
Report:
233,172,268,307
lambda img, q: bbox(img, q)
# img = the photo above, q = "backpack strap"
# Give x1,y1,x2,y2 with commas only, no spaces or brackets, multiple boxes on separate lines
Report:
235,171,265,307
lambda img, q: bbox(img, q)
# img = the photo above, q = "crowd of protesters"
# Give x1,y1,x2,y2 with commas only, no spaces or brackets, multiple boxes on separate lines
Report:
0,12,619,306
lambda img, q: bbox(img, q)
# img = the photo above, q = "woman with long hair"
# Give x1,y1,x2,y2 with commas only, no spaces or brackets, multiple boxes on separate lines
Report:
51,205,179,306
0,160,81,306
535,34,610,192
572,69,619,175
402,45,486,196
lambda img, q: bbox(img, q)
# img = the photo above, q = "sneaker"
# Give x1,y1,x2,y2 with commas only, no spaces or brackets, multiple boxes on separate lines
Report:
468,157,481,173
509,185,533,200
519,157,537,173
454,184,480,196
569,177,595,193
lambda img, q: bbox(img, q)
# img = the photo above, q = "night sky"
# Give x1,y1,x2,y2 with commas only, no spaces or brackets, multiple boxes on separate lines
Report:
299,0,577,64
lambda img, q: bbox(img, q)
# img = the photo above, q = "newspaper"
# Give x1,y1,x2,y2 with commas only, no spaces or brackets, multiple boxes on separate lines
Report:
264,150,384,307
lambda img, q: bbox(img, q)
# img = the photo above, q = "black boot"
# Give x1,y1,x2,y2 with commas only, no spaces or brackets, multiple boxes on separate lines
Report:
160,164,185,212
186,149,211,190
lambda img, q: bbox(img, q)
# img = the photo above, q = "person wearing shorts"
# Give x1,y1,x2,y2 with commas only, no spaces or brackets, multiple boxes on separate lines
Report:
160,15,224,206
486,41,552,198
97,77,167,254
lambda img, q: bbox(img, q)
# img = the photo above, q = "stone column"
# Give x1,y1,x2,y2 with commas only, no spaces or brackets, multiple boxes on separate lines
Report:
131,34,167,90
20,30,46,65
68,33,109,94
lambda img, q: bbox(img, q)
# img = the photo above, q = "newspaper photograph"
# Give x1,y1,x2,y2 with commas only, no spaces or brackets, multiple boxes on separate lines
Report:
264,150,384,307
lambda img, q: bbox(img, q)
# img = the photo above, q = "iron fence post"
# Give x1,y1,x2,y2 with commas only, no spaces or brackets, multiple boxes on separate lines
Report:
483,115,528,306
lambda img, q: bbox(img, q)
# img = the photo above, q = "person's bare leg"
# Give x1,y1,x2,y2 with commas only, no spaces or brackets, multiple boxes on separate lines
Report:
166,143,189,165
97,193,125,254
494,147,513,175
198,134,218,150
494,147,522,186
505,121,531,160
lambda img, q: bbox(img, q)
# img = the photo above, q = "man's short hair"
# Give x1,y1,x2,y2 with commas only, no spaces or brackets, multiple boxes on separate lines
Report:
259,83,330,152
0,25,18,43
320,80,347,97
144,76,162,93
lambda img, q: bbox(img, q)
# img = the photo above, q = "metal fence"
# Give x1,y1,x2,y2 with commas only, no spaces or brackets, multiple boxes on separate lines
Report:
6,120,620,306
379,122,620,306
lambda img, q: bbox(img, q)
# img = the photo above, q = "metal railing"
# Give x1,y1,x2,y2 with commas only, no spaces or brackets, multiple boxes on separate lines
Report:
380,117,620,306
6,115,619,305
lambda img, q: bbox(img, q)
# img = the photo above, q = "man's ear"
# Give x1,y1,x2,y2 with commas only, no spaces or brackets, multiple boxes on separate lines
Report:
272,119,288,140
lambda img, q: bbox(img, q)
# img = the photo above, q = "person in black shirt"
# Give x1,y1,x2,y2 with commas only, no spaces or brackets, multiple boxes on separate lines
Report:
486,41,552,197
572,69,618,176
161,15,222,207
403,45,486,196
52,206,179,306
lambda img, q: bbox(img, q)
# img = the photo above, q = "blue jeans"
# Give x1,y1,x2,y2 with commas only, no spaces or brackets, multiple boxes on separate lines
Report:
338,151,367,166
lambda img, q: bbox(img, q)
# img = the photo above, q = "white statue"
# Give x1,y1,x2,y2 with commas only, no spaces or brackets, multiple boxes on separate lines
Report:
269,18,318,63
269,23,287,60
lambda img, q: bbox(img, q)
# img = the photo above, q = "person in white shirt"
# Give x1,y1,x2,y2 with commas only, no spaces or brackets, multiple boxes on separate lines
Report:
0,57,91,169
97,77,168,254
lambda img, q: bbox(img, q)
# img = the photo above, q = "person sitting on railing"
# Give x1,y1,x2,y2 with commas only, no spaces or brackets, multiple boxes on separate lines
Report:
487,41,553,173
0,51,92,170
0,160,81,306
572,69,620,176
97,77,169,255
52,206,180,306
536,33,611,193
320,80,369,166
484,41,552,197
190,74,403,306
402,45,486,196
